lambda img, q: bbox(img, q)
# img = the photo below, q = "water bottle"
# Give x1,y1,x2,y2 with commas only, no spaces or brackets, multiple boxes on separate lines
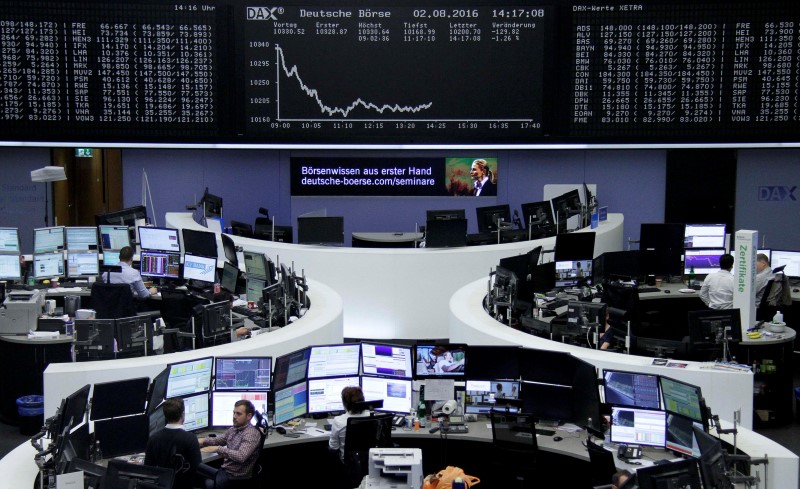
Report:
773,311,784,323
688,266,696,287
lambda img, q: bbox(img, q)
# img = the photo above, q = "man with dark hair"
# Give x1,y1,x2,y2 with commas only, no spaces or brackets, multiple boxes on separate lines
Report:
200,400,262,487
700,253,734,310
329,385,369,462
755,253,774,305
612,469,632,489
144,398,202,489
105,245,157,299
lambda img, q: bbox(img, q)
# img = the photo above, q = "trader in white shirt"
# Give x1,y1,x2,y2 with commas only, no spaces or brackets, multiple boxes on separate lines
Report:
699,253,734,309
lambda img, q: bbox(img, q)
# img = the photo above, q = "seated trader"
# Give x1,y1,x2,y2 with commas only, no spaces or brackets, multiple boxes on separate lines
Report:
329,386,370,462
755,253,774,305
700,253,734,310
199,400,262,487
612,469,632,489
105,246,157,299
144,398,202,489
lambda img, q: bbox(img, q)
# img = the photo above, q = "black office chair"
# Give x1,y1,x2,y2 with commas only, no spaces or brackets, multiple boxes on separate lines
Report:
489,410,537,488
159,289,206,352
342,413,394,487
253,217,273,240
90,282,137,319
586,438,617,488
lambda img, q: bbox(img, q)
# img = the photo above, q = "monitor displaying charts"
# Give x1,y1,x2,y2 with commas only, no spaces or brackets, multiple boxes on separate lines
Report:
684,224,726,249
307,376,361,414
139,251,181,279
33,252,64,279
684,249,726,275
98,225,131,251
0,254,21,280
610,406,666,448
307,344,361,379
66,227,98,250
34,226,65,253
603,370,661,410
66,251,100,278
211,391,268,428
181,392,210,432
0,227,20,253
165,357,213,399
214,357,272,391
274,383,308,425
138,227,181,253
361,343,413,379
361,376,413,414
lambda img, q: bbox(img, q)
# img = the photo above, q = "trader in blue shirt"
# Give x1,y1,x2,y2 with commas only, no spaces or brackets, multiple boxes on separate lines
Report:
105,246,157,299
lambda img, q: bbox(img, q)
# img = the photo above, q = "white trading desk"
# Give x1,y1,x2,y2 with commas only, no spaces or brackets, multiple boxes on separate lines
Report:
166,211,625,340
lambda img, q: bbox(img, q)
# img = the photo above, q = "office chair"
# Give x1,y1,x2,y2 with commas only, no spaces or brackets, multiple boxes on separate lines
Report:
489,410,537,488
253,216,273,240
756,279,775,321
159,289,206,351
342,413,394,487
90,282,136,319
586,438,617,488
196,411,267,489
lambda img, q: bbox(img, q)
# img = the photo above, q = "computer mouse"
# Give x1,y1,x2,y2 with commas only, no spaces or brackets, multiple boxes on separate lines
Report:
275,426,286,435
793,288,799,293
663,289,670,293
553,436,563,442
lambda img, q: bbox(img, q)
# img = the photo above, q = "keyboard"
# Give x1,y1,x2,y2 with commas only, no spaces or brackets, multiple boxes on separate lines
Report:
232,305,259,317
535,428,556,436
637,287,660,294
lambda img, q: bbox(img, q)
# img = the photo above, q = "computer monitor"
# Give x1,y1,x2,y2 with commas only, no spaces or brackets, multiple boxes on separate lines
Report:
520,201,555,234
165,356,213,399
201,188,223,218
519,381,573,422
567,301,606,329
98,225,131,251
230,220,253,238
199,301,231,340
139,250,181,279
34,226,65,253
93,415,150,458
243,251,272,283
211,390,268,428
273,347,311,391
74,319,115,360
361,342,413,379
466,345,520,380
55,384,91,437
90,377,150,421
220,261,239,293
181,392,211,431
307,343,361,379
666,414,703,458
182,253,217,284
33,252,64,279
66,251,99,278
268,225,293,243
215,356,272,390
361,376,413,414
147,367,170,416
771,249,800,277
308,376,361,414
138,226,181,253
102,250,121,266
246,277,266,303
684,224,726,249
103,459,173,489
554,231,596,262
415,344,467,378
465,379,521,414
550,189,582,223
65,227,98,251
476,204,511,233
0,227,20,253
95,205,147,227
684,249,726,275
0,254,21,281
640,223,685,251
531,261,556,293
692,425,729,489
603,369,661,409
115,316,151,355
182,228,218,258
640,249,683,278
425,218,467,248
593,251,640,283
274,382,308,425
555,259,592,287
660,376,706,425
636,459,702,489
426,209,466,221
297,216,345,246
609,406,667,448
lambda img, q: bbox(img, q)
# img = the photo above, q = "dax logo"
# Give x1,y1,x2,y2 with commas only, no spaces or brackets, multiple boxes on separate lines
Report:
758,186,797,202
185,261,214,275
246,6,281,20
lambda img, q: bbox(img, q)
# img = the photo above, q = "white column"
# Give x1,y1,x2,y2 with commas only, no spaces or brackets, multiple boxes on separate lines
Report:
733,229,758,334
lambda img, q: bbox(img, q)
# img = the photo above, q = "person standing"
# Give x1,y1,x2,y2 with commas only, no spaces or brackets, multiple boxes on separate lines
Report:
699,253,734,310
144,398,202,489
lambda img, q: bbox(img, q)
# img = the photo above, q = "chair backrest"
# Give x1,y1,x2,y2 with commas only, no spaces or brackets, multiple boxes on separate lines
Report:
586,438,617,486
159,288,195,329
343,413,393,485
90,282,136,319
489,410,538,453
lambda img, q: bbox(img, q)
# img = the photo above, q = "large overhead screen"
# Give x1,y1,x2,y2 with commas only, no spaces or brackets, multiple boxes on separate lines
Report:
0,1,798,146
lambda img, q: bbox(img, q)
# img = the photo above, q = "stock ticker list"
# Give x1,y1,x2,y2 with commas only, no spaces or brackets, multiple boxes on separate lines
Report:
242,5,549,142
0,3,219,140
570,3,800,139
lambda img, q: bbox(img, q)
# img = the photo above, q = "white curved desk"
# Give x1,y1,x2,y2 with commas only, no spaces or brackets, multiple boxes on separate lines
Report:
166,211,625,340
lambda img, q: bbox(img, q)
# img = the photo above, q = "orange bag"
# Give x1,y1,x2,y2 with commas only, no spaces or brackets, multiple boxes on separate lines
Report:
425,466,480,489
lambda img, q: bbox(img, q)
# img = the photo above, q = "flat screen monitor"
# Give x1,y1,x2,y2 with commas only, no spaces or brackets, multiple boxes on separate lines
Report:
640,223,685,251
660,376,705,424
33,252,64,279
307,343,361,379
65,227,98,251
307,376,361,414
181,392,211,432
361,376,413,414
90,377,150,421
593,251,640,283
201,189,223,218
666,414,703,458
0,254,21,281
531,261,556,293
139,251,181,279
273,347,311,391
297,216,345,245
182,253,217,284
475,204,511,233
147,367,170,416
688,309,743,343
603,369,661,409
138,226,181,253
200,301,231,339
211,391,268,428
95,205,147,227
243,251,272,282
230,220,253,238
182,229,218,258
426,209,466,221
361,342,413,379
637,459,702,489
610,406,667,448
520,201,555,232
34,226,65,253
165,356,213,399
0,227,20,253
551,189,582,220
640,249,683,278
66,251,99,278
93,415,150,458
246,278,266,303
220,261,239,293
555,259,592,287
519,381,573,422
425,218,467,248
98,225,131,251
102,250,121,266
465,379,521,414
103,459,173,489
56,384,91,436
771,249,800,277
684,248,726,275
693,425,729,489
215,357,272,390
274,382,308,425
115,316,151,354
684,224,726,249
567,301,606,330
466,345,520,380
261,225,293,243
415,344,467,378
554,231,596,262
74,319,115,360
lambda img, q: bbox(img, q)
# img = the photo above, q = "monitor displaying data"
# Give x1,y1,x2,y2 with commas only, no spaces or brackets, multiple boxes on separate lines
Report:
98,225,131,251
34,227,65,253
660,376,705,424
361,343,413,379
307,376,361,414
0,255,21,280
211,391,268,428
274,383,308,425
361,376,413,414
666,414,703,458
139,251,181,279
245,278,266,303
0,228,20,253
465,379,521,414
307,344,361,379
214,357,272,391
220,262,239,293
182,254,217,284
166,357,213,399
66,251,100,278
182,392,210,432
684,224,726,249
771,250,800,277
243,251,270,282
103,250,121,267
33,252,64,279
138,227,181,253
273,348,311,391
65,227,98,250
610,406,667,448
603,370,661,410
555,260,592,287
684,249,726,275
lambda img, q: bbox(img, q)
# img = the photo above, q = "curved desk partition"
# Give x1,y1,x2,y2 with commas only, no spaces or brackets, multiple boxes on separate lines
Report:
166,212,625,340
